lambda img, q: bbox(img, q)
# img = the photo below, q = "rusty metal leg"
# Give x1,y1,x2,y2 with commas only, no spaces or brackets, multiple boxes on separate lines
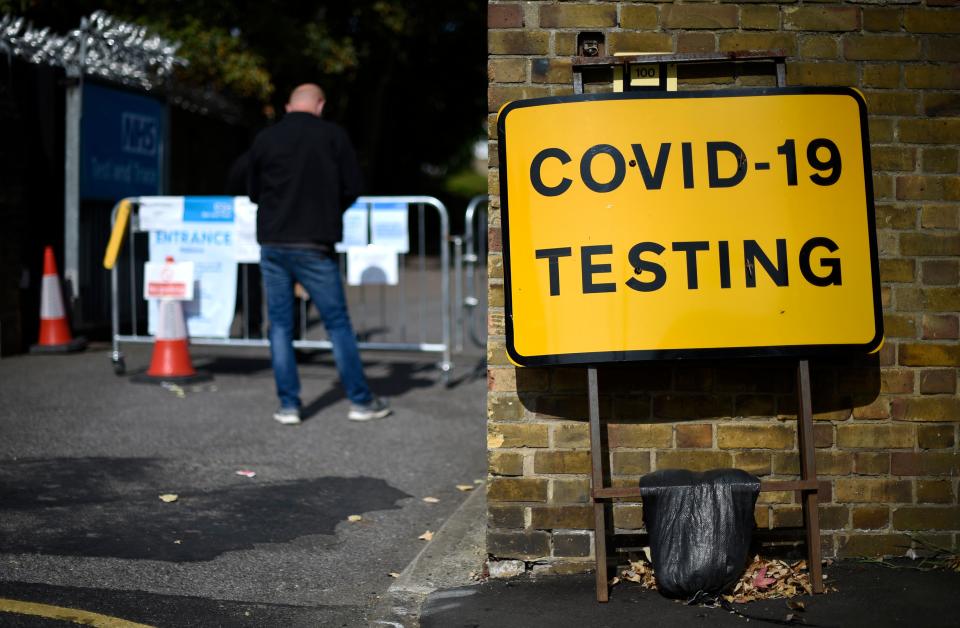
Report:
797,360,824,593
587,367,609,602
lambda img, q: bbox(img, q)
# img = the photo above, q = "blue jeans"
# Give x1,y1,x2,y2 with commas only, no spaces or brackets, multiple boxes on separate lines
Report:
260,245,373,409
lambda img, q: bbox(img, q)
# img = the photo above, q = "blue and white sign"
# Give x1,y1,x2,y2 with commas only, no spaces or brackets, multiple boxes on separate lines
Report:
146,197,237,338
370,201,409,253
81,83,166,200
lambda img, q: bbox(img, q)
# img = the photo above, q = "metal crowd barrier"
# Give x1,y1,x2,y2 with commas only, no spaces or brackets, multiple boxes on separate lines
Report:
451,194,488,351
105,195,453,379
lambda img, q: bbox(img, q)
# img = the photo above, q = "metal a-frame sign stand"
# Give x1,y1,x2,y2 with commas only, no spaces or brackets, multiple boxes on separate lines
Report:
570,50,825,602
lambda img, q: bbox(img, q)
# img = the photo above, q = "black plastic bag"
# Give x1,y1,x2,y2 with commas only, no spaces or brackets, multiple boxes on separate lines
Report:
639,468,760,599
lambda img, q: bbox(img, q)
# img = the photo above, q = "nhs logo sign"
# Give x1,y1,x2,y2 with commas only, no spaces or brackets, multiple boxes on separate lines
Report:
121,113,159,156
81,83,165,200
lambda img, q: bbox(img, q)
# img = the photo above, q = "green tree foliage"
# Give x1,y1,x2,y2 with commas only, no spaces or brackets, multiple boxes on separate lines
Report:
2,0,487,196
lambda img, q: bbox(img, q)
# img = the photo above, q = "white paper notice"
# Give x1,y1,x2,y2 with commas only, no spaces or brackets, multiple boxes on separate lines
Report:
370,202,409,253
233,196,261,263
144,260,195,301
138,196,185,231
347,245,399,286
336,205,369,252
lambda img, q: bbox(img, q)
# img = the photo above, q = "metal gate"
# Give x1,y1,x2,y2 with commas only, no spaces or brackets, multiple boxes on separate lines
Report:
105,195,454,377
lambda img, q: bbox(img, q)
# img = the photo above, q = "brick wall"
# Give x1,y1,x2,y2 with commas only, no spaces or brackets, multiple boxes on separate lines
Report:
487,0,959,574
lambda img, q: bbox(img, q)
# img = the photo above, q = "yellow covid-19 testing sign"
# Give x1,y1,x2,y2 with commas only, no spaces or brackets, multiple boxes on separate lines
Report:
497,87,882,367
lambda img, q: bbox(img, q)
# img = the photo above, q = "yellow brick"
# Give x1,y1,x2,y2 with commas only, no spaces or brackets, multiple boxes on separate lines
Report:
896,176,960,201
741,6,781,31
852,505,889,529
611,451,651,475
488,478,549,502
786,62,858,86
656,450,732,472
838,533,911,557
799,35,838,60
720,32,797,56
662,4,738,30
488,30,549,55
904,8,960,34
553,423,590,449
863,8,903,33
785,6,859,32
863,64,901,88
531,505,593,529
880,258,916,283
534,450,592,474
489,58,527,83
891,397,960,422
898,343,960,367
531,58,572,84
613,504,645,530
836,424,916,448
865,92,918,116
892,506,960,531
488,394,525,420
552,478,590,503
607,32,673,55
844,35,921,61
488,367,517,392
539,4,616,28
620,5,658,30
816,451,854,476
733,452,772,476
489,451,524,476
488,84,553,113
717,424,795,449
900,119,960,145
905,66,960,89
488,422,549,448
676,424,713,448
835,478,913,503
608,423,673,448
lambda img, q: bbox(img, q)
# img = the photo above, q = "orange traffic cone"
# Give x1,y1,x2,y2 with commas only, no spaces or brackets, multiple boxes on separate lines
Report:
132,298,210,384
30,246,87,353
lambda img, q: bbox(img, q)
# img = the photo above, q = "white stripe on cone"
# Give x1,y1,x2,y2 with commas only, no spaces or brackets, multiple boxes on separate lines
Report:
155,300,188,340
40,274,65,319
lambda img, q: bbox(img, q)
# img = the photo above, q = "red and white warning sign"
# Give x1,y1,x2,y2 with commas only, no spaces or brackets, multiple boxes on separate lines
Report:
144,257,195,300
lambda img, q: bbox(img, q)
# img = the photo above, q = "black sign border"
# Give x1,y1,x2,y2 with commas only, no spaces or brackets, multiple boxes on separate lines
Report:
497,86,883,368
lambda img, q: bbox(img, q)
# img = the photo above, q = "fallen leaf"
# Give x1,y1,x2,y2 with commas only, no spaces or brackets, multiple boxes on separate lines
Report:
174,540,182,544
787,600,805,611
159,494,178,503
418,531,434,541
422,496,440,503
473,479,484,484
455,484,474,492
235,470,256,478
347,515,362,522
388,572,401,578
609,576,620,586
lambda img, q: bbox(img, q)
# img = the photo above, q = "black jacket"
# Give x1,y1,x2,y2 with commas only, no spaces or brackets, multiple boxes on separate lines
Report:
248,111,362,245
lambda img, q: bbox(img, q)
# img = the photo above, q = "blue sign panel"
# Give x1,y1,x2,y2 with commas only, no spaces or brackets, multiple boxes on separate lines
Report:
184,197,235,222
80,83,166,200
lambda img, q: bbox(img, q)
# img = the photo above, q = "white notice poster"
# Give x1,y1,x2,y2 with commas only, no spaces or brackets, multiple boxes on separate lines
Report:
370,202,409,253
233,196,261,263
147,197,238,337
347,245,399,286
336,204,369,252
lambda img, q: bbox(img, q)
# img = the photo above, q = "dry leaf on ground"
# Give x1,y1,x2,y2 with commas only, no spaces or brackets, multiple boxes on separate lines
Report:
418,531,434,541
347,515,362,522
619,555,834,604
388,572,401,578
158,494,178,503
455,484,474,492
422,497,440,503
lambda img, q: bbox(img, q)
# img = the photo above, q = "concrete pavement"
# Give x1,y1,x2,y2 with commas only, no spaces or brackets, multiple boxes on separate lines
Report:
0,341,487,626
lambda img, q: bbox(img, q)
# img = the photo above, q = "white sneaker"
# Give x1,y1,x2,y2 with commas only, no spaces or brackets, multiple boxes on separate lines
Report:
273,407,301,425
348,397,391,421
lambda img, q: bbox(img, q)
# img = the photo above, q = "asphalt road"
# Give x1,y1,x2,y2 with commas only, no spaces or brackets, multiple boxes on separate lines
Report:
0,342,487,627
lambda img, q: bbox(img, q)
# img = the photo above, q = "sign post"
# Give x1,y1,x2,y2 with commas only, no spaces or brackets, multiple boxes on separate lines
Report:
498,53,880,601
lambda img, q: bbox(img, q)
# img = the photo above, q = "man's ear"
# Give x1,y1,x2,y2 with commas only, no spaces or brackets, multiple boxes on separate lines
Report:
285,103,293,113
316,101,326,116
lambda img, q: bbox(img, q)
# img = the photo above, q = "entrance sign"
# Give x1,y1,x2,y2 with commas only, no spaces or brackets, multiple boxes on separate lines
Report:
498,87,882,366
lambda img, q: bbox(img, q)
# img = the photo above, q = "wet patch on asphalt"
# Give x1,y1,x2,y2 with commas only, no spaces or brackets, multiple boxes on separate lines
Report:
0,457,409,562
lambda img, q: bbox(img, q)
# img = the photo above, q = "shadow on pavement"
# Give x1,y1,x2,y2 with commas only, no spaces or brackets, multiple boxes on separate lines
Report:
0,457,409,562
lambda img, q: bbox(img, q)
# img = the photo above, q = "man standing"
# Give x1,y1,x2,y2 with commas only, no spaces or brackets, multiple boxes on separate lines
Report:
249,83,391,424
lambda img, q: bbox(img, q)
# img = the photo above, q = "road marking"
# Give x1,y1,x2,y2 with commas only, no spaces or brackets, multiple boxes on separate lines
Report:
0,598,154,627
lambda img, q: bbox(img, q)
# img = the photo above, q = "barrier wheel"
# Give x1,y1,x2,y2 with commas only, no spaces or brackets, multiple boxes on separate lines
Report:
112,357,126,376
